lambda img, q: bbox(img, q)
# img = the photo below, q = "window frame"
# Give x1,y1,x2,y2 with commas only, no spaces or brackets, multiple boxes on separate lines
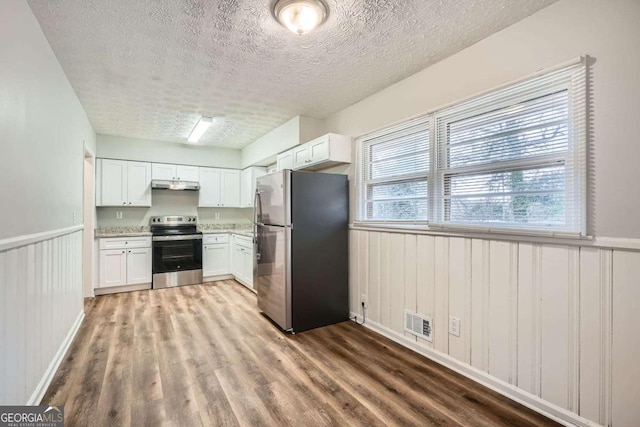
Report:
355,59,588,237
357,116,431,225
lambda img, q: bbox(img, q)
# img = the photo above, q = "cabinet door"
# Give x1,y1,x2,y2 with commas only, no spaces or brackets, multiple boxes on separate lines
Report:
152,163,176,180
221,169,240,207
240,168,252,207
292,146,310,169
203,243,230,276
126,247,152,285
176,165,199,182
100,159,128,206
232,244,244,279
127,161,151,206
277,151,294,171
99,249,127,288
308,137,329,165
199,167,222,207
243,248,254,288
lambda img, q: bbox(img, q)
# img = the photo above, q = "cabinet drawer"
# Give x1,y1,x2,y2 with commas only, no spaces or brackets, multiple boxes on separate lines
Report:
203,233,230,244
233,234,252,248
99,237,151,250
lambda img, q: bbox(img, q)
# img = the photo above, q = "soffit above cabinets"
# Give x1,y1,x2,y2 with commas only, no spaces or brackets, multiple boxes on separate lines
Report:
28,0,556,149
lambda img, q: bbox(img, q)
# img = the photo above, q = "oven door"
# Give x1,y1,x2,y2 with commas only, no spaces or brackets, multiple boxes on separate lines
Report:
152,235,203,288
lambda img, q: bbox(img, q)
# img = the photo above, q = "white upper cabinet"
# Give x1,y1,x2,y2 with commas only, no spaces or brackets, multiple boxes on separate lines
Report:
152,163,200,181
293,145,310,169
100,159,127,206
276,151,294,171
127,161,152,206
199,168,240,207
199,167,222,207
276,133,351,172
176,165,199,182
240,167,267,208
97,159,151,207
151,163,176,180
221,169,240,207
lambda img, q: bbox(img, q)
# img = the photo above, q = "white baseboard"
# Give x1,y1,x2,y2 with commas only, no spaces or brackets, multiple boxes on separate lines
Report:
203,274,234,283
94,283,151,296
27,310,85,405
350,312,602,427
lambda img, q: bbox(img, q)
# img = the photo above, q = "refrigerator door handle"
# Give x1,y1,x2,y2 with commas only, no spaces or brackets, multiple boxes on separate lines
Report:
253,188,262,244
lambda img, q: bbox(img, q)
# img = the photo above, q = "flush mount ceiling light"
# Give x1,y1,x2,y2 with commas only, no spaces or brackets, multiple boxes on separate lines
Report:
273,0,328,35
187,116,213,143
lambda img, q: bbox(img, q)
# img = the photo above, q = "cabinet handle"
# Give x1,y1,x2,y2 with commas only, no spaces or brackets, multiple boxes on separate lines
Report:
128,202,132,205
123,202,126,205
122,250,125,254
128,250,131,253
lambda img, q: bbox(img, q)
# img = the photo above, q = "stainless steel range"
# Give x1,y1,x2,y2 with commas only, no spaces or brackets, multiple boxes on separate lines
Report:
150,215,203,289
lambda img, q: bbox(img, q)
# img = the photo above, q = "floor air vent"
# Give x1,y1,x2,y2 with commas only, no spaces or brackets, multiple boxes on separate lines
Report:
404,310,433,342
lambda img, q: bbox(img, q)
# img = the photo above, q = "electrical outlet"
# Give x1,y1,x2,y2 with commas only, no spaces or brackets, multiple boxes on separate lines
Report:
448,315,460,337
360,293,368,308
116,211,123,220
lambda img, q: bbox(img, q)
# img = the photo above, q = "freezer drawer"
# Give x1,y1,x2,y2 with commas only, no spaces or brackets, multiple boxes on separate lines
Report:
256,224,291,331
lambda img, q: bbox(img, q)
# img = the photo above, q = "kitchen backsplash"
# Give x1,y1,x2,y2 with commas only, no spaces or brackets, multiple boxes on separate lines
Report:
96,190,252,227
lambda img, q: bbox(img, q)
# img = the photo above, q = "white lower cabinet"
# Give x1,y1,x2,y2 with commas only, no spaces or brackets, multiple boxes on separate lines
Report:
231,235,254,289
99,237,152,288
99,249,127,287
126,248,152,285
203,244,230,276
201,233,253,287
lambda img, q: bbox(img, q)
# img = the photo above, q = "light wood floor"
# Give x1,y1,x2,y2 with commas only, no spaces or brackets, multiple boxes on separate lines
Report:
43,280,558,426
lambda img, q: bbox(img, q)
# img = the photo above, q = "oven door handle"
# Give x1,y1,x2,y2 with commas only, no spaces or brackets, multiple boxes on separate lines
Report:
152,235,203,242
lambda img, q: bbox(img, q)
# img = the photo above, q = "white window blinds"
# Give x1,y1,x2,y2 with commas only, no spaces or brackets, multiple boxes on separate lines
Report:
432,63,586,235
358,116,430,223
355,59,587,237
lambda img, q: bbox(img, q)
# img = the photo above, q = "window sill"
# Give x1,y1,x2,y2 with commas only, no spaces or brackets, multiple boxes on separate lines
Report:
350,222,600,248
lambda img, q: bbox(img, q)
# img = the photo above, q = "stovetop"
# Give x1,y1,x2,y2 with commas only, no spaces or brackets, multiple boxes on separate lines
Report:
150,216,201,236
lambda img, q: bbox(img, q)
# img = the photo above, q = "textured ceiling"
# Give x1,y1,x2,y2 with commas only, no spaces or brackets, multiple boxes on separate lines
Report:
28,0,556,148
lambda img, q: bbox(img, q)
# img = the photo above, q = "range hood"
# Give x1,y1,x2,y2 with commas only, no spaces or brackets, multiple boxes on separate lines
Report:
151,180,200,191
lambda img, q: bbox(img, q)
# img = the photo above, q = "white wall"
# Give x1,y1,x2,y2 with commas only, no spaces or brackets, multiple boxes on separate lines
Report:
96,134,242,169
240,115,325,168
326,0,640,240
0,0,90,404
96,190,252,227
323,0,640,425
0,0,96,240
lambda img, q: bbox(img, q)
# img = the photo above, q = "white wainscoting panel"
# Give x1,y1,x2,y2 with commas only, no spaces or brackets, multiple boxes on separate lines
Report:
349,227,638,427
0,230,83,404
612,250,640,427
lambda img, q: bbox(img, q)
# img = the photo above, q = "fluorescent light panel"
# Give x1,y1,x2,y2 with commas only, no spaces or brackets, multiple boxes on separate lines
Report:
188,116,213,143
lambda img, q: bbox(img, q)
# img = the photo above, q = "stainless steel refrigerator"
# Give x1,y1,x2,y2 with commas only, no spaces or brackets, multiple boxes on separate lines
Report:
253,170,349,333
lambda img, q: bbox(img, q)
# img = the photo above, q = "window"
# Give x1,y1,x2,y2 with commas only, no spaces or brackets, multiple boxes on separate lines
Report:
358,116,430,223
356,61,587,236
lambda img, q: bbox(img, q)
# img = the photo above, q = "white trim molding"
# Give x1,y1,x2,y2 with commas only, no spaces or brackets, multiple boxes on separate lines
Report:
27,311,84,405
0,225,84,252
351,224,640,252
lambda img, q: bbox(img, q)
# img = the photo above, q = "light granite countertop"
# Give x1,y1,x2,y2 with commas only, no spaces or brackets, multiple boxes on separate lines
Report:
94,226,152,238
95,224,253,238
